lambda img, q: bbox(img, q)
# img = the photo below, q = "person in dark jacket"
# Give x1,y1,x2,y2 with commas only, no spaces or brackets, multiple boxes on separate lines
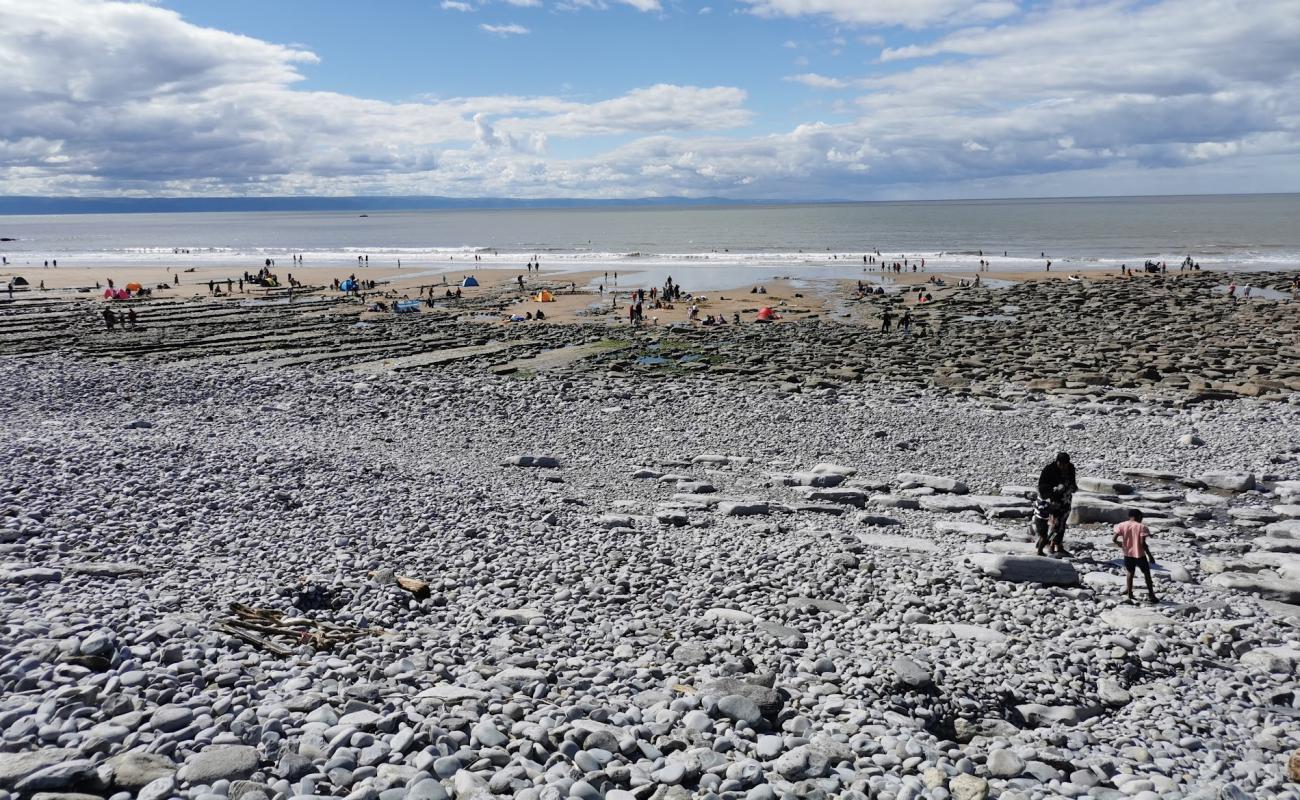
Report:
1035,452,1078,555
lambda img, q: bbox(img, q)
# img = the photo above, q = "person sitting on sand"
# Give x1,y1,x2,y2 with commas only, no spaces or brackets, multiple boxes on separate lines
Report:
1113,509,1158,604
535,309,545,321
1036,452,1078,555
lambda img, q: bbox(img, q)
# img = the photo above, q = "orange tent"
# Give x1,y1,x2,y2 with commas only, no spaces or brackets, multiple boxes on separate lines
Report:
756,307,778,322
125,282,143,292
535,290,555,302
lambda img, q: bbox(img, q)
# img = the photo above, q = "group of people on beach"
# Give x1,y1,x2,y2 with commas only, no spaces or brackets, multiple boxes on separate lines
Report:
101,306,137,331
1032,452,1158,604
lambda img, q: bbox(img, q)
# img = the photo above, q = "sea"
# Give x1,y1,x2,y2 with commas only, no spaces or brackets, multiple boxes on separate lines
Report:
2,194,1298,291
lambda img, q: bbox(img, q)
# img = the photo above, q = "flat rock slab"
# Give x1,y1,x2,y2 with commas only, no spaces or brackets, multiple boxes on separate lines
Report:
785,596,851,613
1198,471,1256,492
347,341,524,374
969,495,1033,510
919,495,984,513
810,462,857,476
1209,572,1300,604
1069,498,1131,525
967,554,1079,586
1078,477,1135,495
752,619,807,644
1100,606,1174,630
0,567,62,584
0,750,81,790
803,488,867,507
1252,537,1300,554
858,532,940,553
703,607,755,624
936,520,1012,539
1239,646,1300,673
63,562,147,577
414,685,488,702
717,500,769,516
503,454,560,468
897,473,969,494
1016,703,1102,728
1122,468,1185,481
915,623,1007,643
1265,520,1300,538
495,340,630,372
869,494,921,510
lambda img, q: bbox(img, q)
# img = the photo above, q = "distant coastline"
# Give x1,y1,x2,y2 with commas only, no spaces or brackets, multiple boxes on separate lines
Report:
0,192,1296,216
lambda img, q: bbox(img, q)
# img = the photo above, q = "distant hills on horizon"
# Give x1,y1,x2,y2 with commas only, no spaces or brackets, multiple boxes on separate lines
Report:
0,192,1292,215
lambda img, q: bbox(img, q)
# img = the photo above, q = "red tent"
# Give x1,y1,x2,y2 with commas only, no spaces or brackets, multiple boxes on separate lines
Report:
756,307,778,322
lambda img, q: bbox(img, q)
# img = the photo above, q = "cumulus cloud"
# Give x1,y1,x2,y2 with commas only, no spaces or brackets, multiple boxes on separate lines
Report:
479,22,530,35
740,0,1019,28
1,0,1297,199
440,1,474,10
784,73,849,89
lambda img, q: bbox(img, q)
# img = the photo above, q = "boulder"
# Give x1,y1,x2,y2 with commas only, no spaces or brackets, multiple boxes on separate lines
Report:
967,554,1079,586
950,774,990,800
891,656,932,689
699,678,783,719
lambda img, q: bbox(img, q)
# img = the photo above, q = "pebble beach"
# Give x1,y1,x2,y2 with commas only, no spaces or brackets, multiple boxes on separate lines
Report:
2,267,1300,800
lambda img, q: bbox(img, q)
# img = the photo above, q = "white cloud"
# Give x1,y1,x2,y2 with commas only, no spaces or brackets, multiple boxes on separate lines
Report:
440,1,474,10
785,73,849,89
740,0,1019,28
556,0,661,10
0,0,1297,199
503,0,542,5
479,22,530,35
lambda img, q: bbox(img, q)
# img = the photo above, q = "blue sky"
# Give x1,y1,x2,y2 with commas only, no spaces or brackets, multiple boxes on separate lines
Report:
1,0,1298,199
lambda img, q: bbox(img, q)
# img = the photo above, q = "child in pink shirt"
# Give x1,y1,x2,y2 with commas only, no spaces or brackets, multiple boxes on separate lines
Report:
1113,509,1158,604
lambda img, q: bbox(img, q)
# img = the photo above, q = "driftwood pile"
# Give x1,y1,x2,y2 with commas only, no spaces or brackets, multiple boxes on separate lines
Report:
215,602,372,656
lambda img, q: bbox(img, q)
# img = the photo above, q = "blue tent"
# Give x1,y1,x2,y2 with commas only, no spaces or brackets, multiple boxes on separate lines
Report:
340,278,357,292
461,276,479,288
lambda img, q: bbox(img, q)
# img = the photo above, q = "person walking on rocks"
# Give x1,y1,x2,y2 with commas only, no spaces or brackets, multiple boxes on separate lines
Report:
1113,509,1158,604
880,308,893,333
1036,452,1078,555
102,306,116,331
